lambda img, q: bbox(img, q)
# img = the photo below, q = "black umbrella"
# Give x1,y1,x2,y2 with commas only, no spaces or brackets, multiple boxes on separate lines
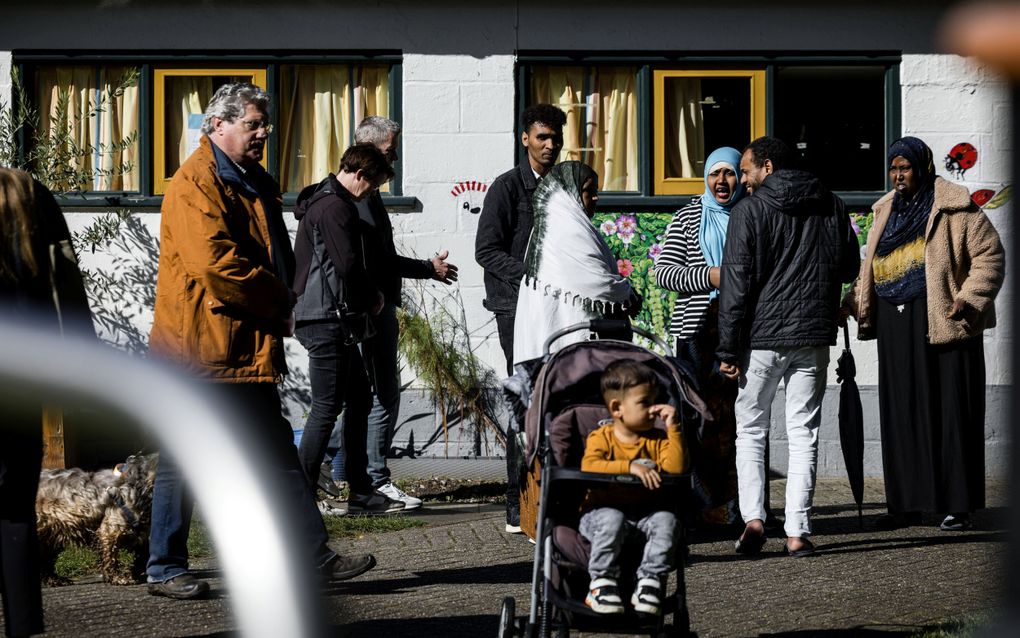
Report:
836,324,865,527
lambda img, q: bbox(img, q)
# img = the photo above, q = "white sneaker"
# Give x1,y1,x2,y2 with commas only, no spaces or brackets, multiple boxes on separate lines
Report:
631,577,663,616
317,499,347,517
377,482,423,510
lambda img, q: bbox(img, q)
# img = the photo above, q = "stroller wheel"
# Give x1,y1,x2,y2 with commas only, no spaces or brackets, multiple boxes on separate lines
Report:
498,596,516,638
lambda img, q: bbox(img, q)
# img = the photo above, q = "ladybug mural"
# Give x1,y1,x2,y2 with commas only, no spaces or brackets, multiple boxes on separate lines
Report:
971,189,995,207
945,142,978,178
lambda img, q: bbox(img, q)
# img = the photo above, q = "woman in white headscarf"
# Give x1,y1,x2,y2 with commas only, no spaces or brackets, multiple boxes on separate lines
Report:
655,146,746,525
512,161,636,366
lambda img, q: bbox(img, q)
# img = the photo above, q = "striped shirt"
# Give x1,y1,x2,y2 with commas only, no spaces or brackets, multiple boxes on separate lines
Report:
655,199,715,340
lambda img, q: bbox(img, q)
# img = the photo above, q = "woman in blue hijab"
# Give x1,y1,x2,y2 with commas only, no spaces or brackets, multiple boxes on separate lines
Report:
655,146,745,524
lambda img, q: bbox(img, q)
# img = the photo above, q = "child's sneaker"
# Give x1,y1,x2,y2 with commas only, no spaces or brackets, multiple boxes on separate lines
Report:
631,577,663,616
585,577,625,614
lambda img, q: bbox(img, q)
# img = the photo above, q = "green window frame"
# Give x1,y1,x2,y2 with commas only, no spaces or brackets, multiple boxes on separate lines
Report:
520,55,901,209
11,54,405,207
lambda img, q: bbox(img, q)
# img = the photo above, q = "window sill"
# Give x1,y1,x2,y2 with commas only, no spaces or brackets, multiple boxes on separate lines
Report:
54,194,422,212
592,191,885,212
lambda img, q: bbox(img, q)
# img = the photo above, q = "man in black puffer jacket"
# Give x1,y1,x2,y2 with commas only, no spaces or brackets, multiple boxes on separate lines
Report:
717,136,859,559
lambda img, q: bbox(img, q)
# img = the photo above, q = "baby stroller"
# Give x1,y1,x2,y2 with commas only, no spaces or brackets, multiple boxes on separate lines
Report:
499,320,707,638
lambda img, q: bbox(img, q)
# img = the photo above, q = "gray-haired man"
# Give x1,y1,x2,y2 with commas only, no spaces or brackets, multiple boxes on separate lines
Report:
147,83,375,599
332,116,457,508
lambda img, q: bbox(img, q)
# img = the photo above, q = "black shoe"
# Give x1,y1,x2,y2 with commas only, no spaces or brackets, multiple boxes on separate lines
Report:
874,511,921,531
147,573,210,600
324,553,376,581
317,462,340,497
347,491,405,515
939,514,973,532
734,530,766,555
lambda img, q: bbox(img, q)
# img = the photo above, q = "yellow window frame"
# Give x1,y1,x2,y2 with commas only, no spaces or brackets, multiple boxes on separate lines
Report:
653,69,766,196
153,67,268,194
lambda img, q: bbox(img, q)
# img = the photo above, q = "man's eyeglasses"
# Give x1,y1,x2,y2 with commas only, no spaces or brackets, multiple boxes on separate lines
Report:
237,119,274,134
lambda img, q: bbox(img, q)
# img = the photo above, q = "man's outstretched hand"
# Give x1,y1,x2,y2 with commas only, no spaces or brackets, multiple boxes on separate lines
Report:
431,249,459,284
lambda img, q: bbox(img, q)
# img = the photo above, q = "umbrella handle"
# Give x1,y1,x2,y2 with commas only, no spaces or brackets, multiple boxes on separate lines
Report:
843,324,851,351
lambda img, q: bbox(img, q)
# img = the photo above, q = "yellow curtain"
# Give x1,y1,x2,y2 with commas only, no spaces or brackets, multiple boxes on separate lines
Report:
530,66,638,191
165,77,213,177
279,64,390,192
665,78,705,178
593,67,637,191
530,67,585,164
37,66,140,192
97,67,140,190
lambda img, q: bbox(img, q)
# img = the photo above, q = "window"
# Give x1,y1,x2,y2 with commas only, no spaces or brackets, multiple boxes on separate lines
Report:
19,57,398,199
277,64,390,193
154,68,267,194
530,66,639,191
774,65,887,192
522,57,898,201
654,70,766,195
34,65,140,192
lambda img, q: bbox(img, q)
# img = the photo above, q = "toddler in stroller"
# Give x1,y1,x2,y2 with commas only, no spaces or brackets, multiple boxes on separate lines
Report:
579,359,687,617
500,324,703,638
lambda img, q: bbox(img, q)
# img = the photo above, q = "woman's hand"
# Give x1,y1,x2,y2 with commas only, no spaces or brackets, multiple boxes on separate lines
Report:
948,298,970,321
709,266,720,289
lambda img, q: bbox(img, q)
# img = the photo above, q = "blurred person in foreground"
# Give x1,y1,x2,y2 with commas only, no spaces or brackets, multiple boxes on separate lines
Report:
0,167,93,636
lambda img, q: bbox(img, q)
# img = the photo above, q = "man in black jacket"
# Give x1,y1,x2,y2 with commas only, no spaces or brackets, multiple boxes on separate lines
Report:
475,103,565,533
341,117,458,511
292,143,403,517
717,136,859,558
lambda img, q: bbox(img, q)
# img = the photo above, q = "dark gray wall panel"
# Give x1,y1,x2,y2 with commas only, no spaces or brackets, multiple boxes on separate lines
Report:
0,1,951,55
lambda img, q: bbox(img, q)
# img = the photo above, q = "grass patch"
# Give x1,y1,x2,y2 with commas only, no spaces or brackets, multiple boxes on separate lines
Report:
52,514,423,579
323,515,426,538
911,614,987,638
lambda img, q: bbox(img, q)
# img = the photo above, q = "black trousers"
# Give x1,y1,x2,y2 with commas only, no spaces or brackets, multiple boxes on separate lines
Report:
0,410,44,637
493,312,521,518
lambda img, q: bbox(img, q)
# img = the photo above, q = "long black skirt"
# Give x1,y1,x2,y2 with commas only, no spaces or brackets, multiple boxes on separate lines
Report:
875,296,986,514
676,301,739,523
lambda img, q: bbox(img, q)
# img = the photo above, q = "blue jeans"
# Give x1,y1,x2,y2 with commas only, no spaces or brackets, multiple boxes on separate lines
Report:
295,320,374,495
358,304,402,488
147,383,336,583
579,508,677,581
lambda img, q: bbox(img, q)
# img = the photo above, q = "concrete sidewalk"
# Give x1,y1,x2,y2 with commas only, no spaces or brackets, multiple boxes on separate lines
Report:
4,478,1008,637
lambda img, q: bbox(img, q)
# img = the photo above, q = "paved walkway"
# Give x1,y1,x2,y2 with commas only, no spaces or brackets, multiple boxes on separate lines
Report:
5,478,1008,637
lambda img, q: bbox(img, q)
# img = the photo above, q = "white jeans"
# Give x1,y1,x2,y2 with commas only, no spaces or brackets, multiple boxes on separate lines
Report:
734,347,829,538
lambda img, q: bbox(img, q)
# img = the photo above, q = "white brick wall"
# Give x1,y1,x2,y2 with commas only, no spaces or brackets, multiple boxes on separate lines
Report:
0,51,11,111
394,54,516,377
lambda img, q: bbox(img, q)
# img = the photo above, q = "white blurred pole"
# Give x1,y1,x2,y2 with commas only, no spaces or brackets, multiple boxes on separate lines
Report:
0,320,310,638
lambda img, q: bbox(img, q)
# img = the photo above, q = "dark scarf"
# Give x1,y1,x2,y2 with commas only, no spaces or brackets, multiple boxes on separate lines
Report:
874,137,935,304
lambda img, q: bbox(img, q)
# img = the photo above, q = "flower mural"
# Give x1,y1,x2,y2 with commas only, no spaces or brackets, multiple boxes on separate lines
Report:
593,212,678,344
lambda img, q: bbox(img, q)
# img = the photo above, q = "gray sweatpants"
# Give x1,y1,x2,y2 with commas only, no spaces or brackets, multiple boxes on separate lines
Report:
578,507,677,580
